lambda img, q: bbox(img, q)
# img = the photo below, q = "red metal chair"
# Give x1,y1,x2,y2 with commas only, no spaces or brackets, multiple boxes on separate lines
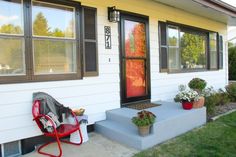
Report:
32,100,83,157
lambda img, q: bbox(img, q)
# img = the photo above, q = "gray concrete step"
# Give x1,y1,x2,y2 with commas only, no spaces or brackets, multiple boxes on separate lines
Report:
95,120,155,150
106,108,137,130
95,101,207,150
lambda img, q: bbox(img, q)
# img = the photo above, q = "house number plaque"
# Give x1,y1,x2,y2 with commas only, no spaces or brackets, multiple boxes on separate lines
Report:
105,26,111,49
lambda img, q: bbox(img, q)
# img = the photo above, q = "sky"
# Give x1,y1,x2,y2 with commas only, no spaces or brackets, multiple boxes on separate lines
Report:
221,0,236,7
0,0,74,35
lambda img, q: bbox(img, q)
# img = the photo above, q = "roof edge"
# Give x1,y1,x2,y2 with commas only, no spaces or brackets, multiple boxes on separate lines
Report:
193,0,236,17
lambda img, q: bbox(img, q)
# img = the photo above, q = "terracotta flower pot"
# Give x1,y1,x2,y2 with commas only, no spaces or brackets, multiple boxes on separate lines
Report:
138,125,150,136
193,96,205,108
182,101,193,110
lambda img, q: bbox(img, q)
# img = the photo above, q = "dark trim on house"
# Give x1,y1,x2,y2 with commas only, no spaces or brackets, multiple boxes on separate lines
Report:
0,0,99,84
166,21,216,33
193,0,236,17
82,6,99,77
119,12,151,105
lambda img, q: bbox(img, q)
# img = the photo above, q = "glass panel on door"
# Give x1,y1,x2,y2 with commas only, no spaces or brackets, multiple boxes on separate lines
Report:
125,20,146,57
126,59,146,98
124,20,147,98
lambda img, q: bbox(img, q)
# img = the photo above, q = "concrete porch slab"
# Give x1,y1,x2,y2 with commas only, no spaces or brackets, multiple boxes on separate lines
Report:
95,101,206,150
23,133,138,157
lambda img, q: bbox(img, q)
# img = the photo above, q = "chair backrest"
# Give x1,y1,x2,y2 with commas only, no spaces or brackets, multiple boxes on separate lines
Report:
32,100,40,118
32,100,45,131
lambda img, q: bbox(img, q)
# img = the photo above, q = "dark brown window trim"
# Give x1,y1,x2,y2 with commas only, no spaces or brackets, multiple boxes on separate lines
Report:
159,20,221,74
81,6,98,77
166,21,215,34
0,1,98,84
168,69,208,74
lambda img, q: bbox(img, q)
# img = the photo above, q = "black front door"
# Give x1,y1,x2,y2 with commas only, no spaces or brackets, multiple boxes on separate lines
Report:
120,13,150,105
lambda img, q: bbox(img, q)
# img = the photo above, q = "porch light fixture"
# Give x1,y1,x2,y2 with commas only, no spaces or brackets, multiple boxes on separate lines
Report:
108,6,120,22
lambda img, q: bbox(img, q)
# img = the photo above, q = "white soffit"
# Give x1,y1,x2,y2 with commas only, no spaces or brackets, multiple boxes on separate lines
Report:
153,0,236,26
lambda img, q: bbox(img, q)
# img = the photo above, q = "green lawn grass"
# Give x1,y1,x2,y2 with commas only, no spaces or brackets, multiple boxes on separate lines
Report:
133,111,236,157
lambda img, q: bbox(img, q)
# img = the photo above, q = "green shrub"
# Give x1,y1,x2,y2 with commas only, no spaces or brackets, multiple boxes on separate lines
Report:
205,94,219,115
204,88,230,115
188,78,207,92
215,89,230,106
225,83,236,102
229,47,236,80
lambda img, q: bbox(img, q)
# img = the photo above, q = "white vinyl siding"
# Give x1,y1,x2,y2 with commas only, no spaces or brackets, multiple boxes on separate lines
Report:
0,0,228,144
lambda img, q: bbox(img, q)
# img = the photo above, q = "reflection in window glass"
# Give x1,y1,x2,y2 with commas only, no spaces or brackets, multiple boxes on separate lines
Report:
180,31,206,69
33,39,76,74
32,0,75,38
125,20,146,57
126,59,146,98
0,0,23,34
0,37,25,75
169,48,180,70
168,26,178,46
210,33,217,69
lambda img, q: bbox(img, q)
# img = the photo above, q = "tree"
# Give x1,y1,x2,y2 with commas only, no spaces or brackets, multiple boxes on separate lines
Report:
180,33,206,68
0,24,22,34
33,12,50,36
52,28,65,37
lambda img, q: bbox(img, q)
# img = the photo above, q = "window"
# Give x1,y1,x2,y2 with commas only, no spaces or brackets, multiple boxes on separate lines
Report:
0,0,25,76
32,1,77,75
0,0,98,84
159,21,221,73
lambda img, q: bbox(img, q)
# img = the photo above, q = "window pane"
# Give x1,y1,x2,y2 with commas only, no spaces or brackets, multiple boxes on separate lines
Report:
0,37,25,75
0,0,23,34
32,1,75,38
125,20,146,57
210,40,217,51
168,26,178,46
210,51,217,69
210,33,217,40
210,33,217,51
169,48,180,70
33,39,76,74
180,31,207,69
209,33,217,69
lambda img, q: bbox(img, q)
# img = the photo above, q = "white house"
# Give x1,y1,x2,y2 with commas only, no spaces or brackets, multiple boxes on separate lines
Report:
0,0,236,155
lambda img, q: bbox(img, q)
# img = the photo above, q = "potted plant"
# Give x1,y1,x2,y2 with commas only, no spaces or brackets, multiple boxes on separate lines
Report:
188,78,207,93
175,85,199,110
132,110,156,136
188,78,207,108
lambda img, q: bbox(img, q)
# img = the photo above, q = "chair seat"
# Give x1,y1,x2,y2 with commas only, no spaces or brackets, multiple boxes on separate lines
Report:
45,124,80,138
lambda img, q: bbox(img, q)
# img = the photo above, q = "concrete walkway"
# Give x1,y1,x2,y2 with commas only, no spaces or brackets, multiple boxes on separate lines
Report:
23,133,138,157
